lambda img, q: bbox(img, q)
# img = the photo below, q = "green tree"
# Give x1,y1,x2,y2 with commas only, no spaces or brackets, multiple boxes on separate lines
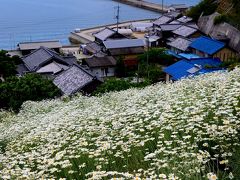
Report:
0,50,21,79
0,74,60,111
187,0,218,21
138,48,174,66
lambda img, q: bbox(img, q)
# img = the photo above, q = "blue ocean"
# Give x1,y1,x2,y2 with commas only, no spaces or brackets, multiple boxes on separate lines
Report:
0,0,200,50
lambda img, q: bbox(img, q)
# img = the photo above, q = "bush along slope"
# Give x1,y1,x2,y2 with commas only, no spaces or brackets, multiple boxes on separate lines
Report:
0,68,240,179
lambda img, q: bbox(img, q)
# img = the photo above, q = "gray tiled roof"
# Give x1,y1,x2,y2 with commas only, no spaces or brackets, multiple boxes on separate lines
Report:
165,11,181,19
22,47,69,71
18,40,62,50
131,22,153,29
167,37,192,51
153,15,173,26
36,61,68,74
93,28,116,41
177,16,193,23
85,42,102,53
173,25,198,37
169,20,181,24
103,39,145,49
53,65,95,95
186,23,199,29
159,24,182,31
84,56,117,68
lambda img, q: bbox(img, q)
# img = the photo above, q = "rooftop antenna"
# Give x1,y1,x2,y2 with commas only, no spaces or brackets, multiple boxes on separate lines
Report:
114,5,120,32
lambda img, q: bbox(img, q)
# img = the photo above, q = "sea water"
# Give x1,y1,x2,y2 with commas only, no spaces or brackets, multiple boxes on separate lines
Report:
0,0,199,50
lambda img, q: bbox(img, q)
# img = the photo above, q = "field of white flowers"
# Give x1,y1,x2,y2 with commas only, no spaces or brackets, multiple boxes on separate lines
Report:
0,68,240,180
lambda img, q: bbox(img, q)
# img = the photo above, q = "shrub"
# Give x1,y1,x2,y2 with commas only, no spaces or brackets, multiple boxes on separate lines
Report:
138,48,175,66
214,14,228,25
0,50,21,78
93,78,150,95
0,74,60,111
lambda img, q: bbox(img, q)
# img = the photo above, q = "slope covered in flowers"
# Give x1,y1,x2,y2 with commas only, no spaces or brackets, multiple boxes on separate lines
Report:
0,69,240,179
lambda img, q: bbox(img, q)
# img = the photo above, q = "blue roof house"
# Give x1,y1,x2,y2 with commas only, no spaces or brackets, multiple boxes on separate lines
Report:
189,36,236,61
163,57,224,81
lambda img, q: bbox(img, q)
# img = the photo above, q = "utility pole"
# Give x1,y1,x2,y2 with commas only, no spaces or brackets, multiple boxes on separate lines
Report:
114,5,120,33
146,35,150,79
162,0,164,12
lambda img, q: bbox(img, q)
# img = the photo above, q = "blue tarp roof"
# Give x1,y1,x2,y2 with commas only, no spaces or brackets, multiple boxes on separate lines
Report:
164,60,194,80
164,58,223,80
178,53,200,60
189,58,222,67
190,36,225,55
166,50,182,59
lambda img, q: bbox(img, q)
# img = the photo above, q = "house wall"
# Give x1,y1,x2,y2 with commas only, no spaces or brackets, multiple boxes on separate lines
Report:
193,48,236,61
213,48,237,61
189,32,202,39
166,74,170,82
91,67,115,78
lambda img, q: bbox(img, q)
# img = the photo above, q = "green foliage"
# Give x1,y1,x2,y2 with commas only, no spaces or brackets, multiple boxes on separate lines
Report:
93,78,150,95
138,62,164,83
187,0,218,21
138,48,175,66
0,50,21,79
229,143,240,179
0,74,60,111
214,14,228,25
148,65,165,83
220,57,240,70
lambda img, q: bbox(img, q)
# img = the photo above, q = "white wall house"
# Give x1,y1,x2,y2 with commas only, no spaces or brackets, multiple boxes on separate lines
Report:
83,56,117,79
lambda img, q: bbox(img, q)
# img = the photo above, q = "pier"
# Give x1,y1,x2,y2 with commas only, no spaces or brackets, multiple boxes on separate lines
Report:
112,0,168,13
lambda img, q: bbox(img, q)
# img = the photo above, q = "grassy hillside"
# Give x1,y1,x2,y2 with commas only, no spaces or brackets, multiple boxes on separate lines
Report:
0,69,240,179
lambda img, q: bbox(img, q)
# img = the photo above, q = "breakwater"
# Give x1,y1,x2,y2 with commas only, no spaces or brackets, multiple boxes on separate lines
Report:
113,0,168,13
